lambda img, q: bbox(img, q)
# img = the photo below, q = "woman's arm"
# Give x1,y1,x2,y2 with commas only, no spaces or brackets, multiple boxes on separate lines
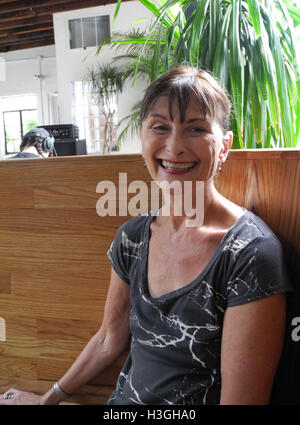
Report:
220,294,286,405
0,268,131,405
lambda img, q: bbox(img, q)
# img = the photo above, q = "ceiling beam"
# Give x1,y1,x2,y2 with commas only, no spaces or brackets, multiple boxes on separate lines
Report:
0,0,108,15
0,24,53,39
0,15,53,31
0,37,55,53
0,10,37,23
12,26,54,36
0,0,119,20
0,35,55,48
0,29,54,45
0,0,22,5
0,0,80,14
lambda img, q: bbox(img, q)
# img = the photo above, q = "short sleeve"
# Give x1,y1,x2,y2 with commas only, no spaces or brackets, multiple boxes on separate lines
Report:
107,224,131,285
227,235,293,308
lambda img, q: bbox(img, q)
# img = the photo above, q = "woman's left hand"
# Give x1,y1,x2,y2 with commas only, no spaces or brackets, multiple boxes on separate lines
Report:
0,388,42,405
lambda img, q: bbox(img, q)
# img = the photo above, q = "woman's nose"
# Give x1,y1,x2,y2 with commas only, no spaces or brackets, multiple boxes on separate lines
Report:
165,131,185,156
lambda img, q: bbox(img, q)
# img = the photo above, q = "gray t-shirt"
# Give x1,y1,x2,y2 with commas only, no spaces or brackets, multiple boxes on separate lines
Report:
106,209,292,405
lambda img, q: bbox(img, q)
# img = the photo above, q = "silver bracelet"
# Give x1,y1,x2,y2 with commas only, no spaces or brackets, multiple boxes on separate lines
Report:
53,381,70,400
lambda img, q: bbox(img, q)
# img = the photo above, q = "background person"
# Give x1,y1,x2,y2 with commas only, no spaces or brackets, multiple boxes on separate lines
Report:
10,127,55,159
0,66,293,405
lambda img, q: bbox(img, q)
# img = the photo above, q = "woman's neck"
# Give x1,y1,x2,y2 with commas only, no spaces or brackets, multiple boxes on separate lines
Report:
156,182,243,232
157,181,218,230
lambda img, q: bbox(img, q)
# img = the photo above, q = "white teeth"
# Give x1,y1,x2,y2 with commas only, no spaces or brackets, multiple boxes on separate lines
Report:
161,160,196,170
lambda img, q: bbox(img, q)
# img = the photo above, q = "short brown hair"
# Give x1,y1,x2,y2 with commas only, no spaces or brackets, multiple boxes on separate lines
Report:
140,66,232,133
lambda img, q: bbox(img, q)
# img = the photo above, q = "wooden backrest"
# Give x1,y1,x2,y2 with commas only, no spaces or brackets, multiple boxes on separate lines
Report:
0,151,299,404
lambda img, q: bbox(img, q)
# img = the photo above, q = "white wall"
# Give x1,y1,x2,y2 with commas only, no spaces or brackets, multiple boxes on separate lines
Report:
53,1,151,153
0,1,152,157
0,45,57,157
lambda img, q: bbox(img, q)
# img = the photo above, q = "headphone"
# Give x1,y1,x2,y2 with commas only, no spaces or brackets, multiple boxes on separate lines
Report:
22,128,55,153
42,131,55,152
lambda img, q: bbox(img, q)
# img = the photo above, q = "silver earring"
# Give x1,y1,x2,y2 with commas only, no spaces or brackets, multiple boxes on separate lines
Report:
217,159,223,174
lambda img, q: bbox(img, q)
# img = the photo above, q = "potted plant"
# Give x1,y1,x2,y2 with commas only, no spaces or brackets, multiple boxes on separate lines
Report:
99,0,299,149
85,64,126,153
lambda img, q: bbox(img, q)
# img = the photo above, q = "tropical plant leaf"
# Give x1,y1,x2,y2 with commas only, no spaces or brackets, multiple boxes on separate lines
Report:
188,0,210,65
208,0,220,69
112,0,123,27
117,100,143,148
95,0,299,149
247,0,261,36
212,4,231,87
229,0,244,148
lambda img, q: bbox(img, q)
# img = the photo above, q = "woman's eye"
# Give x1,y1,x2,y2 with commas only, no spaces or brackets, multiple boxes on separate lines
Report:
190,127,205,133
153,125,168,132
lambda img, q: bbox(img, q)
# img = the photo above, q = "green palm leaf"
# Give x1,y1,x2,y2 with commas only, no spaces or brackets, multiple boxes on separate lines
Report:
229,0,244,148
101,0,299,149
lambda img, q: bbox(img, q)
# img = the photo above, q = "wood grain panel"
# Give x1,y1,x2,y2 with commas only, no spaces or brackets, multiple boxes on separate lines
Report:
0,355,37,380
0,209,122,234
215,158,253,207
216,153,300,281
0,155,146,187
0,337,44,358
0,297,104,322
37,357,121,385
0,187,33,209
0,232,109,276
0,151,299,404
37,318,99,341
0,314,37,337
34,185,99,209
0,271,108,321
0,337,87,360
0,271,10,294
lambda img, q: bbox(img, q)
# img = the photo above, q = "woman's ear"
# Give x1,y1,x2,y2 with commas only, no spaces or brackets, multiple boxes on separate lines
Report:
226,131,233,150
220,131,233,162
224,131,233,151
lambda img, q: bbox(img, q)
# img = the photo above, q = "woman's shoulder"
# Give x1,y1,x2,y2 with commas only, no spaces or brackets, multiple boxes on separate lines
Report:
235,209,278,238
224,208,294,306
107,212,154,277
227,208,284,258
114,210,155,242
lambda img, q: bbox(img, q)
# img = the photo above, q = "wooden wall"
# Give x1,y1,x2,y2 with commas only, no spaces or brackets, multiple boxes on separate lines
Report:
0,150,299,404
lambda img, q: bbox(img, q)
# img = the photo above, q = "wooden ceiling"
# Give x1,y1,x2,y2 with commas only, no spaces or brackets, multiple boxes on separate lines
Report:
0,0,121,53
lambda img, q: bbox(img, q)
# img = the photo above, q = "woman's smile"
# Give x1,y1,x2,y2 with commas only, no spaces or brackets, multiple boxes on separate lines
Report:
157,158,199,174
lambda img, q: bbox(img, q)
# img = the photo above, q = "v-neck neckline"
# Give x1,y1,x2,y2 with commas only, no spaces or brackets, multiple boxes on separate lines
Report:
141,208,247,302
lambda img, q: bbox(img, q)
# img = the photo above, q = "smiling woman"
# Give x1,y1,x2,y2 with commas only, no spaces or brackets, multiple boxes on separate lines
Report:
140,67,234,216
106,67,293,405
0,66,294,406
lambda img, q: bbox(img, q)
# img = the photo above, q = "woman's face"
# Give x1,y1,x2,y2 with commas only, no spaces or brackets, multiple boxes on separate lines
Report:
140,94,232,186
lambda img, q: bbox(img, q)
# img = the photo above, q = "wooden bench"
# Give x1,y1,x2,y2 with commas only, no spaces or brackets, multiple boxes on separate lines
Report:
0,151,299,404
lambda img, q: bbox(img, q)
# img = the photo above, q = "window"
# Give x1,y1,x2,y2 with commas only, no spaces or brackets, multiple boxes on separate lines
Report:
1,94,38,155
72,81,118,154
69,15,110,49
4,109,38,154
